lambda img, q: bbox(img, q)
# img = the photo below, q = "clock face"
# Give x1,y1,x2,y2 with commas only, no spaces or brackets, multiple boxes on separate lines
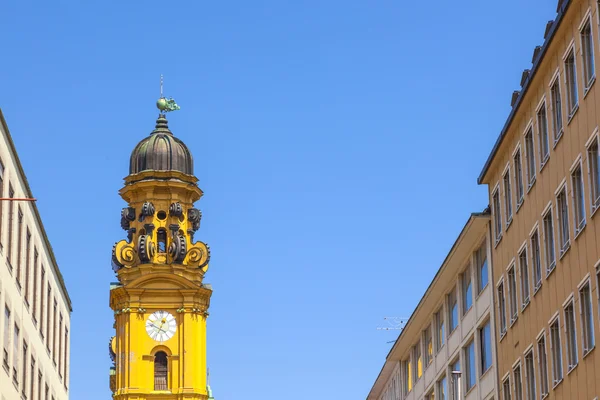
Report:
145,311,177,342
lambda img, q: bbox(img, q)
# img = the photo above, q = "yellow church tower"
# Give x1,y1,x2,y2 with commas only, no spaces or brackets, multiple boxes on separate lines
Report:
108,92,214,399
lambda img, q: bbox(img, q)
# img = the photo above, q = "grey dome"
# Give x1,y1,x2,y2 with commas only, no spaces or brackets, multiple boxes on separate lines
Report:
129,115,193,175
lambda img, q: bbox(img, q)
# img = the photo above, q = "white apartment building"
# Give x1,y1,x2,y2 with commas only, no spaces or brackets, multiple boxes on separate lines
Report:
368,211,497,400
0,109,72,400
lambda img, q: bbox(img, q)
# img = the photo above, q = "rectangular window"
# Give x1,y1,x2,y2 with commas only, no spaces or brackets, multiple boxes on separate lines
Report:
13,324,19,384
581,18,595,87
564,300,578,369
40,269,45,337
435,308,445,351
64,328,69,388
32,249,38,322
508,265,518,323
401,360,409,396
450,358,460,400
587,137,600,211
438,375,447,400
53,300,57,365
7,184,14,267
448,288,458,333
556,188,570,255
413,341,422,380
24,229,31,305
406,358,413,392
504,168,513,223
524,350,536,400
537,103,550,164
551,78,563,141
514,148,524,205
423,326,433,366
46,287,51,352
525,128,536,186
498,282,507,335
22,342,27,398
38,371,42,400
479,321,492,373
30,357,35,400
462,267,473,314
58,314,63,377
465,339,476,391
571,163,586,233
565,48,579,115
542,209,556,273
493,189,502,242
550,318,563,384
3,306,9,370
514,364,523,400
531,230,542,289
476,241,488,293
537,334,549,397
503,377,512,400
579,281,595,354
16,207,23,286
518,247,530,308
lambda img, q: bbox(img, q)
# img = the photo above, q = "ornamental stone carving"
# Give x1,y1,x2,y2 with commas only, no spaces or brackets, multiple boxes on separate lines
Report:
138,202,155,221
120,207,135,230
169,202,183,217
188,208,201,231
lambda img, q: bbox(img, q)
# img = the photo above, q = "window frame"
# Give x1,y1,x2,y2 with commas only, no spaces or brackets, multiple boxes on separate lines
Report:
513,144,525,209
524,123,537,191
555,181,571,258
447,286,458,334
549,313,563,387
513,361,524,400
492,183,503,245
524,347,536,400
503,164,513,226
563,42,579,121
461,264,473,316
577,275,595,356
518,241,530,310
563,295,578,372
570,156,586,237
536,330,550,398
549,70,564,145
530,224,543,293
579,11,596,92
541,202,557,275
536,98,550,168
497,278,507,338
585,129,600,215
507,260,519,325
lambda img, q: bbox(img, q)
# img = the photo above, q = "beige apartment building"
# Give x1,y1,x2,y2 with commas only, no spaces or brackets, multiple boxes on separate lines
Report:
0,110,72,400
478,0,600,399
367,212,497,400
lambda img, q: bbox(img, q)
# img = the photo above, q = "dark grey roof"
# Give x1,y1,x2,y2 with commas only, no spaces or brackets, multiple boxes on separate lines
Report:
129,115,194,176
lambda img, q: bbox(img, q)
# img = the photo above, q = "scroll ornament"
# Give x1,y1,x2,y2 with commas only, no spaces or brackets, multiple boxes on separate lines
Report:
120,207,135,230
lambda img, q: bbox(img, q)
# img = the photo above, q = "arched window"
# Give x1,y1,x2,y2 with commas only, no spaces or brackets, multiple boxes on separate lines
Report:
154,351,168,390
157,229,167,253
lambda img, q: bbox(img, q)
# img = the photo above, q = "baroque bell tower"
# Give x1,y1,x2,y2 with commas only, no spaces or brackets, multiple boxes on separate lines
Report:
108,91,213,399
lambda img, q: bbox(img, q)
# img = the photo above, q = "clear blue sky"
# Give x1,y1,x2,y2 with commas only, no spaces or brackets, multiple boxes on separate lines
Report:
0,1,557,398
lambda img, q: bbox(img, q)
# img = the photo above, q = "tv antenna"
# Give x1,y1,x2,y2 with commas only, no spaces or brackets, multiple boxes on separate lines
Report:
377,317,408,344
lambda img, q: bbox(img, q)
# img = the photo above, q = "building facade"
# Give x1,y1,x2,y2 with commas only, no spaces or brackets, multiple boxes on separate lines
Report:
478,0,600,399
0,110,72,400
109,99,214,399
368,212,497,400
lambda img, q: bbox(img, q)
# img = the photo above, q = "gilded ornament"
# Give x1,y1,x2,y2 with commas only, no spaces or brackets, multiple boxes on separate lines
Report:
185,241,210,268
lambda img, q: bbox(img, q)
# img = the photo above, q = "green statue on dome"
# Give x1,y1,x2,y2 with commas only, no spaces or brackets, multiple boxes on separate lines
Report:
156,75,181,112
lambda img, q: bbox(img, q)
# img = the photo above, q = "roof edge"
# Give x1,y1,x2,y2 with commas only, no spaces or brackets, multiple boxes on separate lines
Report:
0,109,73,311
477,0,571,184
367,208,490,399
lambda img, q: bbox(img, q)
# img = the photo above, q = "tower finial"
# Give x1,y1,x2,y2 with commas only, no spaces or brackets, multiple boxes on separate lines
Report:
156,75,181,113
160,74,164,98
